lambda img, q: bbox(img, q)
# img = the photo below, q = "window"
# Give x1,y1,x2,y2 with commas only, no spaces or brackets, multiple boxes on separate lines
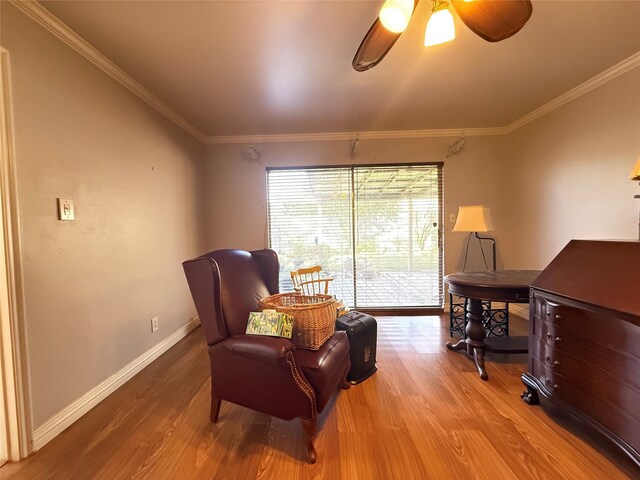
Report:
267,164,443,309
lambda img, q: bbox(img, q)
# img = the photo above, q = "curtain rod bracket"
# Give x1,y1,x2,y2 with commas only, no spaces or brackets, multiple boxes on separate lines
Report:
351,134,360,159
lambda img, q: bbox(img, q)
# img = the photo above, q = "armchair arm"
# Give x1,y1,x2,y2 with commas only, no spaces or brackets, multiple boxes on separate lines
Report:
232,335,295,367
211,335,295,368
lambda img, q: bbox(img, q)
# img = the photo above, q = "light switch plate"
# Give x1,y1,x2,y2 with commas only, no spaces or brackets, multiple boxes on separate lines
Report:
57,198,74,220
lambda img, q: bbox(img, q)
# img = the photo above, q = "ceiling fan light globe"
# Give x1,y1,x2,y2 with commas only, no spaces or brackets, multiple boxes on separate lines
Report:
379,0,414,33
424,8,456,46
630,157,640,181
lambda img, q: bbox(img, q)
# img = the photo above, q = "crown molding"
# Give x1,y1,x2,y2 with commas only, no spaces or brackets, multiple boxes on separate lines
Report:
207,51,640,144
205,51,640,144
204,127,506,144
9,0,206,143
504,51,640,134
9,1,639,146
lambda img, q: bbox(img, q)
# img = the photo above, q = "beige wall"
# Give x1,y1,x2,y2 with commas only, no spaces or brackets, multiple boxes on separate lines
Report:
2,4,205,427
202,135,509,276
202,67,640,280
502,68,640,269
3,0,639,441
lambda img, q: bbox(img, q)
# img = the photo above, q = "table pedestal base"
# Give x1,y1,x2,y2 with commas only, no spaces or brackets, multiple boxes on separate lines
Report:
446,297,491,380
446,339,488,380
446,336,528,381
444,270,539,381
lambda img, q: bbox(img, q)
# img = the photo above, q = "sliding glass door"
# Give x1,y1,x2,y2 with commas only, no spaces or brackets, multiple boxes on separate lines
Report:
267,164,443,309
267,168,355,304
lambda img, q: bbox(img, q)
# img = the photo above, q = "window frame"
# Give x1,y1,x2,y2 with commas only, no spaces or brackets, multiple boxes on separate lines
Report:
266,162,445,314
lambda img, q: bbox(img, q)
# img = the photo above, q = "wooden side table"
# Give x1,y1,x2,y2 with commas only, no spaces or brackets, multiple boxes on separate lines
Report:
444,270,541,380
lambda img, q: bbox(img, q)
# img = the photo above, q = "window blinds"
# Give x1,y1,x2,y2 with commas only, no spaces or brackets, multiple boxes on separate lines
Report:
267,168,355,304
267,164,443,309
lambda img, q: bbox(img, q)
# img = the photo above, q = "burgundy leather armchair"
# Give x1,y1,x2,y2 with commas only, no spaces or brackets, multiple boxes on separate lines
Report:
182,249,351,463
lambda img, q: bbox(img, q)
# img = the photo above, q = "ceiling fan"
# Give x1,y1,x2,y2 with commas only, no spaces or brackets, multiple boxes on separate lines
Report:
353,0,533,72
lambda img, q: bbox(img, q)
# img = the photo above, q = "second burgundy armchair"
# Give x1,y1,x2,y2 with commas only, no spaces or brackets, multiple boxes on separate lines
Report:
183,248,351,463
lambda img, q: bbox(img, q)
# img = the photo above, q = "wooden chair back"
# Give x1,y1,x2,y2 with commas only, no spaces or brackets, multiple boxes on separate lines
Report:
290,265,334,295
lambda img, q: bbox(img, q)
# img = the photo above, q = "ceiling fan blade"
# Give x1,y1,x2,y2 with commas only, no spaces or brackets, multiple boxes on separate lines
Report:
451,0,533,43
352,0,419,72
352,19,401,72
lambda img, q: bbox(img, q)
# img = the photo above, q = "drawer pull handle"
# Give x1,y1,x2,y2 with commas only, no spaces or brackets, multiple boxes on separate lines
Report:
547,334,562,343
545,356,560,367
545,379,559,389
555,314,562,320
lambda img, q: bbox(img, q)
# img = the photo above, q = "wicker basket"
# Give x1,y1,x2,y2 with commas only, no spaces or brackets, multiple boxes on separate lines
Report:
259,293,336,350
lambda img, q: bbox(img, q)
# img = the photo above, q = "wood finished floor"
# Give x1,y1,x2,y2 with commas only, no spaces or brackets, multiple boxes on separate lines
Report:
2,315,638,479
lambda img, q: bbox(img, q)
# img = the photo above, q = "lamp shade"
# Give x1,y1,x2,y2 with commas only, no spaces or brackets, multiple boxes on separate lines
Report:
424,3,456,46
452,205,495,232
630,157,640,181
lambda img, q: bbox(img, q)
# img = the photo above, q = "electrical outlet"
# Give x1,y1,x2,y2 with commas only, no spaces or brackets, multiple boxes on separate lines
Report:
151,316,159,333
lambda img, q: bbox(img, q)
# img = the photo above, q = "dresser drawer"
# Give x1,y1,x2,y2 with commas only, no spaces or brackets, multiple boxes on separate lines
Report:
532,293,639,349
531,292,640,388
531,344,640,451
530,356,563,394
552,331,640,389
531,320,640,389
531,314,561,346
530,339,560,370
547,370,640,453
548,348,639,420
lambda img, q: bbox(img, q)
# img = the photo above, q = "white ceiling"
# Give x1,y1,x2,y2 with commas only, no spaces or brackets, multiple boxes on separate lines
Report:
39,0,640,138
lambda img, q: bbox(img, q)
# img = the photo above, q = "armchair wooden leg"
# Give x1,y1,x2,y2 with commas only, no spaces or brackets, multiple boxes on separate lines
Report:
301,418,317,464
210,395,221,423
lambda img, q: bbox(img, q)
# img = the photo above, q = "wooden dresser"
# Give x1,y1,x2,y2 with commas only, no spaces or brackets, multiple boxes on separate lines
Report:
521,240,640,468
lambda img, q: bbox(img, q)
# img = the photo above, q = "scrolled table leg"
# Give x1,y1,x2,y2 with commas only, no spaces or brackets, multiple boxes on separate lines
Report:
445,338,467,351
473,346,488,381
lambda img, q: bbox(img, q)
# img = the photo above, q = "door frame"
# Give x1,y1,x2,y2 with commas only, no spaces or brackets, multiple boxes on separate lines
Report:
267,163,445,311
0,46,32,462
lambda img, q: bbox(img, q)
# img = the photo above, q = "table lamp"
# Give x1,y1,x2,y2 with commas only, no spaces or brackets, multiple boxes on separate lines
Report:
453,205,496,271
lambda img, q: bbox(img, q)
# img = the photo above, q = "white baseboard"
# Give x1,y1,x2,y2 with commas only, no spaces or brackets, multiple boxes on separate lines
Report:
32,317,200,451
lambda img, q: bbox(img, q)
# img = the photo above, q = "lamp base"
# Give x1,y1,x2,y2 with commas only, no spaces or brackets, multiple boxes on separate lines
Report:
474,232,496,271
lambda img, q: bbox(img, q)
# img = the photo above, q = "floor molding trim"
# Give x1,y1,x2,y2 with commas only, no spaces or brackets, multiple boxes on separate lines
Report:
31,317,200,451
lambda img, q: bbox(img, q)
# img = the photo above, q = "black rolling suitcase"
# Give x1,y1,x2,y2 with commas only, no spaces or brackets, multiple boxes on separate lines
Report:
335,311,377,384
